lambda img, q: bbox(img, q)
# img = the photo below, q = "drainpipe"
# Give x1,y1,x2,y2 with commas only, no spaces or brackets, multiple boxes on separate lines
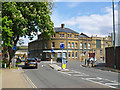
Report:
66,32,68,60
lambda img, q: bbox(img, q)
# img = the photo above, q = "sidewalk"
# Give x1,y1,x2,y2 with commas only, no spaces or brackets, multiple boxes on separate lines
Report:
0,69,2,90
2,68,28,88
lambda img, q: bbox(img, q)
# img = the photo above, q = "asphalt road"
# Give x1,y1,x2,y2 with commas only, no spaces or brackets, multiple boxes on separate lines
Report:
21,61,120,89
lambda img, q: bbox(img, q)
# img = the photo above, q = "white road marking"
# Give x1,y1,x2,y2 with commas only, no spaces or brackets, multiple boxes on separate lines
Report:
105,82,120,86
58,69,119,89
58,71,71,76
73,74,89,77
81,77,117,88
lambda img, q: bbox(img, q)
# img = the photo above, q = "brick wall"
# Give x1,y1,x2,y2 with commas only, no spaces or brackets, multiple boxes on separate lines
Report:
106,46,120,69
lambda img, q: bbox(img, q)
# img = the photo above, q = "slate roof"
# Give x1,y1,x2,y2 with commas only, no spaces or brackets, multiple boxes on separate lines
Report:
79,33,90,38
54,27,79,34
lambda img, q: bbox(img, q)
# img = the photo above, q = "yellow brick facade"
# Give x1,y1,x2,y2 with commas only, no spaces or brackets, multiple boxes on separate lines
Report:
28,27,112,61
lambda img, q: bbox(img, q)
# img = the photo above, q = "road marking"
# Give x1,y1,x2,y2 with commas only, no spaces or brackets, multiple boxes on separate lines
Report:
105,82,120,85
81,77,117,88
58,69,119,89
81,77,120,89
73,74,89,77
58,71,71,76
24,74,37,88
20,68,37,88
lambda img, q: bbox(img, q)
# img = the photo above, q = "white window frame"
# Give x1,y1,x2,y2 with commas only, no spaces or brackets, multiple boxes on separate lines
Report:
51,52,55,58
84,43,87,49
88,43,91,49
46,52,49,58
62,34,64,38
75,43,77,49
62,52,66,58
68,52,71,58
68,42,71,48
80,43,82,49
75,52,77,58
72,52,74,58
72,42,74,48
51,42,55,48
57,52,61,57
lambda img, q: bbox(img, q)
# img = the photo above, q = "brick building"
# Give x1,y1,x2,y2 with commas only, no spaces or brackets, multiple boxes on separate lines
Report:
28,24,112,61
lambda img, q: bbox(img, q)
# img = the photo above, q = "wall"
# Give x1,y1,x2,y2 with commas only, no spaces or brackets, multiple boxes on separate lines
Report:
106,46,120,69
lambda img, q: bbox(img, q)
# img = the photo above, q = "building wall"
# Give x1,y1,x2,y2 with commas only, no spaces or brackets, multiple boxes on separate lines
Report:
28,32,112,61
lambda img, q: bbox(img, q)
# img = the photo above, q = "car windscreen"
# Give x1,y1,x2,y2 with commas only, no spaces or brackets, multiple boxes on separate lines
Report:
27,58,35,62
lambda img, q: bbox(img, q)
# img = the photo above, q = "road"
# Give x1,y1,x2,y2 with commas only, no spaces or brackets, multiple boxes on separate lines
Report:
21,61,120,89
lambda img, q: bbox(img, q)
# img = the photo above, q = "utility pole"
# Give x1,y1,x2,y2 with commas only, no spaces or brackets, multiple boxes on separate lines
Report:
112,0,116,69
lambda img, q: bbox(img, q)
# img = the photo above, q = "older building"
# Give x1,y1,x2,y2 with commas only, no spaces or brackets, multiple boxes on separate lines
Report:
28,24,112,61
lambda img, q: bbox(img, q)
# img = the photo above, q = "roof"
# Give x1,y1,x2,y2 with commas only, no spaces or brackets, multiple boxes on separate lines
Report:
54,27,79,34
79,35,88,38
79,33,90,38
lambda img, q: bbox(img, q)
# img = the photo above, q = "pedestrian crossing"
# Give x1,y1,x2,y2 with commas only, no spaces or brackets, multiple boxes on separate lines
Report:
58,69,120,89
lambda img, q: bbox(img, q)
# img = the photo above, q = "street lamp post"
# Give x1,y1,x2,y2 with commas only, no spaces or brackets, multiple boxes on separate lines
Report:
112,0,116,69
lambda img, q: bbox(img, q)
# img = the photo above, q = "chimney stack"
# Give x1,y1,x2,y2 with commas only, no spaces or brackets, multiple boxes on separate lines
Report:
61,24,65,28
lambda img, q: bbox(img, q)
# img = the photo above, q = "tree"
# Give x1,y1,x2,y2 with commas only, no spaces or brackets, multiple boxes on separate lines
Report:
1,2,55,66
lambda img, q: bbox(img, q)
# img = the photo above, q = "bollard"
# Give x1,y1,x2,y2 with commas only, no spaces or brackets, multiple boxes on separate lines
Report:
9,63,11,69
51,59,53,64
85,59,86,65
14,59,16,68
5,63,6,68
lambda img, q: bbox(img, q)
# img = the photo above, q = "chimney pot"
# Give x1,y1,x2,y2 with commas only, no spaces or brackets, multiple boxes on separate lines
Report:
61,24,65,28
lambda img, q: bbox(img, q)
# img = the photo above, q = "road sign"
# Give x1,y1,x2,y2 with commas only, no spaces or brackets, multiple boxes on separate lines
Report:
28,52,29,54
13,46,17,50
60,44,65,49
89,53,95,57
51,49,54,52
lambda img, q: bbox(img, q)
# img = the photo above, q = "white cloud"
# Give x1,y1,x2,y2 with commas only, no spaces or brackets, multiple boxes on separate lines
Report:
67,2,80,8
63,6,118,37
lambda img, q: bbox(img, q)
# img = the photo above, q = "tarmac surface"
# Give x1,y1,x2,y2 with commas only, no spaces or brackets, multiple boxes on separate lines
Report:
0,60,120,89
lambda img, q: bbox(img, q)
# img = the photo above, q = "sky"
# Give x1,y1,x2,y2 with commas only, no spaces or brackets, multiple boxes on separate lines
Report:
19,1,119,46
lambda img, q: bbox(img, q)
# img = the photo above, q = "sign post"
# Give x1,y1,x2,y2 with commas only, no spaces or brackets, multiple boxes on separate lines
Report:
51,49,54,64
60,44,65,69
13,46,17,68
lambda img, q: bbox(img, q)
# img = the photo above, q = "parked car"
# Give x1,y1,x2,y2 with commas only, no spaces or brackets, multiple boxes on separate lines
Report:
20,57,25,62
56,57,68,63
24,58,38,69
34,57,41,62
87,57,98,66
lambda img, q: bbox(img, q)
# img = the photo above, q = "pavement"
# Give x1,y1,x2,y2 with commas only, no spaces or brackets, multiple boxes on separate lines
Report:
0,69,2,90
1,68,29,88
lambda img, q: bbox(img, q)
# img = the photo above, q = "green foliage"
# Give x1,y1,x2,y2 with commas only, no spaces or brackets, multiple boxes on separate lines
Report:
2,2,54,47
0,16,13,47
